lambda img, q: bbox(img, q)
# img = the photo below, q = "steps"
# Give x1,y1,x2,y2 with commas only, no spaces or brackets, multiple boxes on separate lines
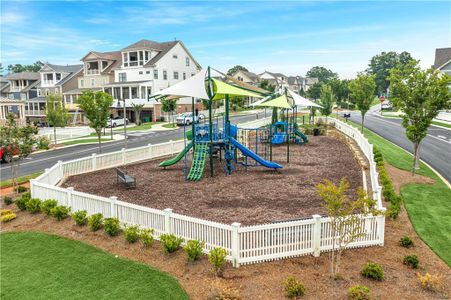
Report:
187,143,208,181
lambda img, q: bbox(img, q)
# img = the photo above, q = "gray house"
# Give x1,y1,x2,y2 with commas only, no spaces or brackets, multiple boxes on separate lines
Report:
433,47,451,76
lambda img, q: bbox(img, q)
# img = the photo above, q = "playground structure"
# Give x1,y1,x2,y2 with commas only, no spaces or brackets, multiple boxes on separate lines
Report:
155,67,321,181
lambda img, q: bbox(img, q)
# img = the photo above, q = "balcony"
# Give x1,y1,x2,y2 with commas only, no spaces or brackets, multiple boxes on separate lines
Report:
42,79,56,86
86,69,100,75
25,110,46,116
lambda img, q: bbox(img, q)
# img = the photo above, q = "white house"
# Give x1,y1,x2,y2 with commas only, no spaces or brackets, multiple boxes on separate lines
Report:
434,47,451,77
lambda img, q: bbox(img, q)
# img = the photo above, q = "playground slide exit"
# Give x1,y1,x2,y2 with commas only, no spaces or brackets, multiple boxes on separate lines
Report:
159,141,193,167
230,137,282,169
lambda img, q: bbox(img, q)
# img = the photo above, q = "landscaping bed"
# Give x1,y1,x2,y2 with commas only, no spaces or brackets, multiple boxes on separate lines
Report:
63,134,363,225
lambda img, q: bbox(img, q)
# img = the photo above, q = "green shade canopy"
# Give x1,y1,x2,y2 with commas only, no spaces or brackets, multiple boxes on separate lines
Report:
212,78,263,100
257,94,292,109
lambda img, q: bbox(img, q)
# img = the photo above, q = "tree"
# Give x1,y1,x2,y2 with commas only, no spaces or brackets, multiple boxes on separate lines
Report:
329,79,350,108
161,98,177,126
258,79,275,92
306,82,322,100
226,65,248,76
389,64,451,173
306,66,338,83
7,61,45,73
317,178,380,278
45,94,69,145
131,103,145,126
78,91,113,152
229,95,245,111
349,73,376,132
0,114,37,193
367,51,416,95
319,84,335,123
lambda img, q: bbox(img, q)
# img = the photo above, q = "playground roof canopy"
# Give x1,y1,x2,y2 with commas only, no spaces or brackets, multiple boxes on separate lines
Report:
257,94,292,109
152,69,209,100
212,78,263,100
288,89,322,108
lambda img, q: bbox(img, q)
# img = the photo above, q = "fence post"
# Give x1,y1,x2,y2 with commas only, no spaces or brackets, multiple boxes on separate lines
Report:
57,160,64,179
231,222,241,268
109,196,117,218
312,215,322,257
91,153,97,171
164,208,173,234
29,179,35,198
378,208,386,246
121,148,126,165
45,168,50,185
147,143,152,159
67,187,74,208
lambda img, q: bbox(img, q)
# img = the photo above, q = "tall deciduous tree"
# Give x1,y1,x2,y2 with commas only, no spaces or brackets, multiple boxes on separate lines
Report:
258,79,275,92
45,94,69,145
367,51,416,95
0,114,37,192
131,103,145,126
349,73,376,132
319,84,335,123
330,79,350,108
306,66,338,83
161,98,177,125
226,65,248,76
389,63,451,173
7,61,45,73
306,82,322,100
78,91,113,152
317,178,380,278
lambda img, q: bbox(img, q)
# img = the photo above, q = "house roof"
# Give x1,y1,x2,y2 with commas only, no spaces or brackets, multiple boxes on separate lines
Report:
22,79,40,92
434,47,451,69
55,68,83,86
42,63,83,74
80,51,122,74
121,39,167,51
238,70,259,81
5,72,40,80
259,71,287,79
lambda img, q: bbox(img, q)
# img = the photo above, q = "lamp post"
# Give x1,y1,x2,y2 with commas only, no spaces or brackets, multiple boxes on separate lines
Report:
117,97,127,148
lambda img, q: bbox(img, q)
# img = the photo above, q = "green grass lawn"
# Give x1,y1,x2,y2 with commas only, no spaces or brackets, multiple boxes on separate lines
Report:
112,122,162,132
62,138,113,146
0,232,188,300
0,172,43,188
162,123,178,129
347,120,451,266
431,120,451,129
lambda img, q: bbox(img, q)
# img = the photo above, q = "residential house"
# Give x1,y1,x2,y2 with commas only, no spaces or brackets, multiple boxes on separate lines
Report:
433,47,451,76
288,76,319,93
0,77,10,98
232,70,259,85
258,71,287,86
0,97,26,126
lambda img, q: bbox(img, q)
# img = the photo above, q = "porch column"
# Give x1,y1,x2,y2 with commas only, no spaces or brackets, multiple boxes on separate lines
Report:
120,87,123,100
112,87,115,99
129,87,131,100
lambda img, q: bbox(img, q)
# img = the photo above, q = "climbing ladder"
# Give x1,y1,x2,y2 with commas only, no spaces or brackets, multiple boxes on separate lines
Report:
187,143,209,181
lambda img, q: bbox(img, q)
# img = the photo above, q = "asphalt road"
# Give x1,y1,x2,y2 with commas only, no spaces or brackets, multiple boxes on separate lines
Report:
348,107,451,183
0,112,268,180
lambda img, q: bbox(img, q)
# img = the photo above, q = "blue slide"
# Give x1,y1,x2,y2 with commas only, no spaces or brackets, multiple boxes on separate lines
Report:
271,134,285,145
230,137,282,169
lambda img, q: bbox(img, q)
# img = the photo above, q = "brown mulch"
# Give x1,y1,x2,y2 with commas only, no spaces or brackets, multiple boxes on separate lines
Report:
384,163,435,193
62,135,363,225
0,182,30,197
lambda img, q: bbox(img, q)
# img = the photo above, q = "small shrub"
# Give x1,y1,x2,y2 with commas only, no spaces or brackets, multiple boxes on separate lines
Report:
387,203,401,219
348,285,371,300
87,213,103,231
417,272,443,291
208,247,227,277
104,217,121,236
1,212,16,222
403,255,419,269
15,185,28,193
40,199,58,215
361,262,384,281
140,228,154,247
3,196,13,205
124,225,140,243
50,205,70,221
283,276,306,298
184,239,205,262
37,136,50,150
71,210,88,226
25,198,41,213
15,193,31,211
399,236,414,248
160,233,183,253
1,209,13,216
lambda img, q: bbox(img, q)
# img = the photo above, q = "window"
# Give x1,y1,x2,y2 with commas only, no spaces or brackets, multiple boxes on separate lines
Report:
37,89,41,96
80,79,84,87
123,53,128,67
129,51,138,66
153,69,158,79
186,57,190,66
118,73,127,82
183,72,186,80
102,61,108,70
55,89,59,94
131,87,138,99
173,71,179,80
56,73,61,81
146,71,150,74
145,51,149,61
172,54,178,59
139,51,144,65
139,71,143,75
91,79,95,87
163,70,167,80
191,73,195,77
45,89,49,96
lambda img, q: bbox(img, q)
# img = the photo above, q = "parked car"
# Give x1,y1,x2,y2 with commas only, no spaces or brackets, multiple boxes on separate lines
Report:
0,146,19,163
176,112,204,125
381,102,393,110
107,116,129,127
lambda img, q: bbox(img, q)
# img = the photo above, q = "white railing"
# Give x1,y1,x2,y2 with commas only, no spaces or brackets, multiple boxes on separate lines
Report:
30,121,384,267
37,127,93,142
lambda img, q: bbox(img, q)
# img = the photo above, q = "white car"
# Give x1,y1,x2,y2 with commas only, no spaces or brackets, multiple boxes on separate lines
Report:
381,102,392,110
176,112,204,125
107,116,129,127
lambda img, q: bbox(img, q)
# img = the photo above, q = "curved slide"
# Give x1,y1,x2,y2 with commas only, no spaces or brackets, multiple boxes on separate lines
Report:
159,141,193,168
230,137,282,169
294,129,308,144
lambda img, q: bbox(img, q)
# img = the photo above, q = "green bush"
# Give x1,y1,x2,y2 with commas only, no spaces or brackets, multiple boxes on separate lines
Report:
208,247,227,277
283,276,306,298
124,225,140,243
184,240,205,262
3,196,13,205
40,199,58,215
361,262,384,281
71,210,88,226
140,229,154,247
15,193,31,211
403,255,419,269
399,236,414,248
87,213,103,231
37,136,50,150
15,185,28,193
387,203,401,219
160,234,183,253
348,285,371,300
25,198,41,213
104,217,121,236
50,205,70,221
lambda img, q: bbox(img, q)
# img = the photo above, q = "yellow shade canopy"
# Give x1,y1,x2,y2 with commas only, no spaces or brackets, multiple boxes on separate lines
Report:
212,78,264,100
257,94,292,109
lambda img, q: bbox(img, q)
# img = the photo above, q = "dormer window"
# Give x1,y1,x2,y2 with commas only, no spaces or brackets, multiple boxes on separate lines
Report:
123,50,151,67
102,61,108,70
56,73,61,81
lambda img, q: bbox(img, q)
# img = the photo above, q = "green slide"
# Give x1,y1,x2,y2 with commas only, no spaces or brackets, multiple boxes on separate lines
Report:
187,143,208,181
295,128,308,144
159,141,193,168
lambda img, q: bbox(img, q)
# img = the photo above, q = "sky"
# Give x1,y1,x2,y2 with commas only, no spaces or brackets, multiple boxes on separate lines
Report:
1,1,450,78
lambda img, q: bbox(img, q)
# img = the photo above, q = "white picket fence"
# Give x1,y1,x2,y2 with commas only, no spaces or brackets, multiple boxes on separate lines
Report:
30,118,385,267
38,127,93,142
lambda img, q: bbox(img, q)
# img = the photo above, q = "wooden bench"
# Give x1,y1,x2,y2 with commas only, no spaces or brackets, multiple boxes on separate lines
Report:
115,168,136,189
